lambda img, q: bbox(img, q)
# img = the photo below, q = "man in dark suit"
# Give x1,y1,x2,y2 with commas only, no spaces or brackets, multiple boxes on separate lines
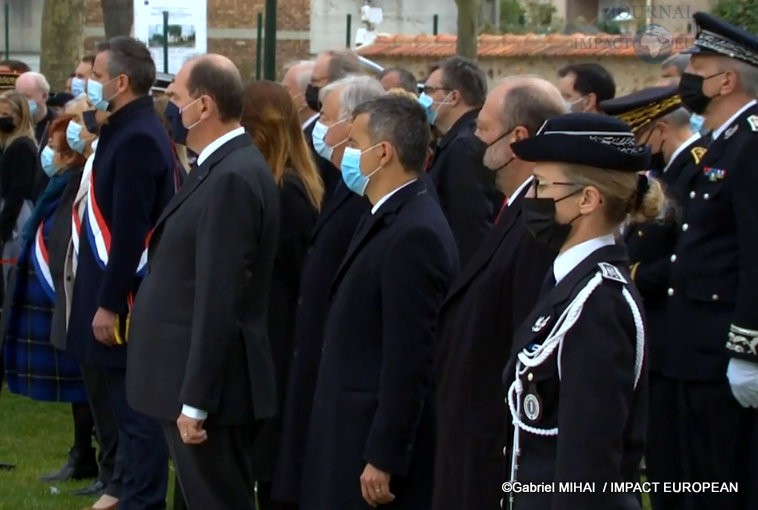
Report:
65,36,176,510
271,76,382,508
299,95,458,509
667,12,758,509
432,76,563,510
126,54,280,510
420,56,503,266
601,86,708,510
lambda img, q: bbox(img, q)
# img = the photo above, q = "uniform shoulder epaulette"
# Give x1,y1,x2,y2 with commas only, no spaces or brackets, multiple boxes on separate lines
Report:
597,262,627,284
691,146,707,165
747,114,758,132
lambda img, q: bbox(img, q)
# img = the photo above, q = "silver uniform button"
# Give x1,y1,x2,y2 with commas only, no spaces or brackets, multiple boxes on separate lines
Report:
689,191,696,199
527,373,534,382
500,497,504,509
682,223,689,232
703,193,710,200
670,254,677,263
668,288,675,296
503,446,507,456
712,294,719,301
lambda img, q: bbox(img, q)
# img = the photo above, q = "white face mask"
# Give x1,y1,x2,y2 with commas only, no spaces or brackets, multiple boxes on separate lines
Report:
565,96,586,113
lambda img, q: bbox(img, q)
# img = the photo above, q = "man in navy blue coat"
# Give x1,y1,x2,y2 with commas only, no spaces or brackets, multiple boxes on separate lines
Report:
299,96,458,510
66,36,175,509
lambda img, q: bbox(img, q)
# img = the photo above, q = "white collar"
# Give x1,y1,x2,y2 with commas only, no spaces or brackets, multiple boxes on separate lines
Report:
196,127,246,166
553,234,616,284
663,132,701,173
711,99,757,141
371,179,418,214
507,176,534,207
303,113,319,130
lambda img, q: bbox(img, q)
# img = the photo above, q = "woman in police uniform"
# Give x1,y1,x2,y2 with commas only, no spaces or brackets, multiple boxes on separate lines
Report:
502,113,664,510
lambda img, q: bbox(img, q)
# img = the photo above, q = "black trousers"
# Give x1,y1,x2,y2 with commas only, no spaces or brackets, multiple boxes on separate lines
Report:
103,367,168,510
163,420,259,510
646,374,755,510
81,361,123,497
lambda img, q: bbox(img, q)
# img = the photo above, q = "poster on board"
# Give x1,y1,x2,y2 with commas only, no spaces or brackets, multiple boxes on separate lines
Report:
133,0,207,74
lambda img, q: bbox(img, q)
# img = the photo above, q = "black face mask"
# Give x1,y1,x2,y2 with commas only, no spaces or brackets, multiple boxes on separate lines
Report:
82,110,100,135
305,83,321,112
521,189,582,252
679,72,723,115
477,128,515,172
164,101,188,145
0,116,15,134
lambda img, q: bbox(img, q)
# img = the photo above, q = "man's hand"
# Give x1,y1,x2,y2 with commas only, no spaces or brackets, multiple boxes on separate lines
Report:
177,413,208,445
360,463,395,507
92,307,117,346
727,358,758,408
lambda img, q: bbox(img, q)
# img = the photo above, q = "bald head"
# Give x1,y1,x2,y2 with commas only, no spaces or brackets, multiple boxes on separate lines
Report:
492,75,566,135
15,71,50,120
179,53,244,122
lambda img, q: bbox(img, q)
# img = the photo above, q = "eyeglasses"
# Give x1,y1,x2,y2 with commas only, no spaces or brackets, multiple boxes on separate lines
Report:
422,85,451,95
532,179,581,198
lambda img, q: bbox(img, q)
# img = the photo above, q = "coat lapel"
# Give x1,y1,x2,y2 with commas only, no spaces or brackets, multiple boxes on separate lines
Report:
311,181,360,240
153,134,250,232
329,180,427,296
445,190,525,301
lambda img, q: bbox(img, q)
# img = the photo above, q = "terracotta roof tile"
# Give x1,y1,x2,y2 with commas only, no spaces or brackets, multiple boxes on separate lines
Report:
357,33,695,58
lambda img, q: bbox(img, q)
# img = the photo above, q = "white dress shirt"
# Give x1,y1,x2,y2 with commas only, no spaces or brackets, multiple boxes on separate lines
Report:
195,127,246,167
553,234,616,285
371,179,418,215
181,127,247,421
302,113,319,130
507,176,534,207
711,99,757,141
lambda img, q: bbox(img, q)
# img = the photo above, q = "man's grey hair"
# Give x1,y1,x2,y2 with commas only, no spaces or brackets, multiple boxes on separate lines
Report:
661,53,690,75
717,58,758,98
21,71,50,94
323,50,363,82
499,75,567,135
283,60,315,91
320,75,385,118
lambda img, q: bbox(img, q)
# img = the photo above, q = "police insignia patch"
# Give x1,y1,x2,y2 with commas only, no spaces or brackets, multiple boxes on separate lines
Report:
691,146,707,165
598,262,627,284
531,316,551,333
523,393,542,422
748,115,758,132
725,124,739,139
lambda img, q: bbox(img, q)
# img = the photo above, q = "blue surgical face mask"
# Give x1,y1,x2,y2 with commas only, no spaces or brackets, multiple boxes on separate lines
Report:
312,118,348,162
28,99,38,118
40,146,59,177
418,93,437,125
689,113,706,136
340,144,383,196
87,77,117,112
165,101,188,145
66,121,87,154
71,77,87,97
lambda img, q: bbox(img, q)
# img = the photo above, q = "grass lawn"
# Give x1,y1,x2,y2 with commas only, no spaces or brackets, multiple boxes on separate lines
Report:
0,387,174,510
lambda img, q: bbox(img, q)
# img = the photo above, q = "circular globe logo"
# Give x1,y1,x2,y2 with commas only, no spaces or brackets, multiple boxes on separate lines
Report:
633,24,674,63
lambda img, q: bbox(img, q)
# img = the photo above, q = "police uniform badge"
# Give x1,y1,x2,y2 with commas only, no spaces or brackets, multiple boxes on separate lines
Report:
531,316,551,333
523,388,543,423
724,124,739,139
703,166,727,181
748,115,758,132
691,146,707,165
598,262,628,284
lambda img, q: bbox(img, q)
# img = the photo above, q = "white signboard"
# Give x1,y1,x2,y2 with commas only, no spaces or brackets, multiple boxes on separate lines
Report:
133,0,207,74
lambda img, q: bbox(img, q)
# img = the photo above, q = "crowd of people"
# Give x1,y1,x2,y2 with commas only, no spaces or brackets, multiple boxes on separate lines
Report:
0,8,755,510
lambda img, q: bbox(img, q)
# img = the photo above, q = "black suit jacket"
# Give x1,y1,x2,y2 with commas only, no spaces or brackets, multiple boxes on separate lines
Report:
304,116,341,204
300,179,458,510
624,136,706,373
432,187,555,510
503,244,647,510
667,102,758,379
272,180,369,502
126,133,280,425
427,109,503,267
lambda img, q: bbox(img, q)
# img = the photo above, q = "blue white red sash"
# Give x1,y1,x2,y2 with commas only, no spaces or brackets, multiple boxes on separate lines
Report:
32,222,56,301
81,168,149,276
71,206,82,258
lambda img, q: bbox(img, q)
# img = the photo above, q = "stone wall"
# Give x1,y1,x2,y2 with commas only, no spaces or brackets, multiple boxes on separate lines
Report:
365,55,666,97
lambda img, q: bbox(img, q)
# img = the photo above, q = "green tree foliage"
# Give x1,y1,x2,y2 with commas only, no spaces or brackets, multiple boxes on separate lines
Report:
713,0,758,33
